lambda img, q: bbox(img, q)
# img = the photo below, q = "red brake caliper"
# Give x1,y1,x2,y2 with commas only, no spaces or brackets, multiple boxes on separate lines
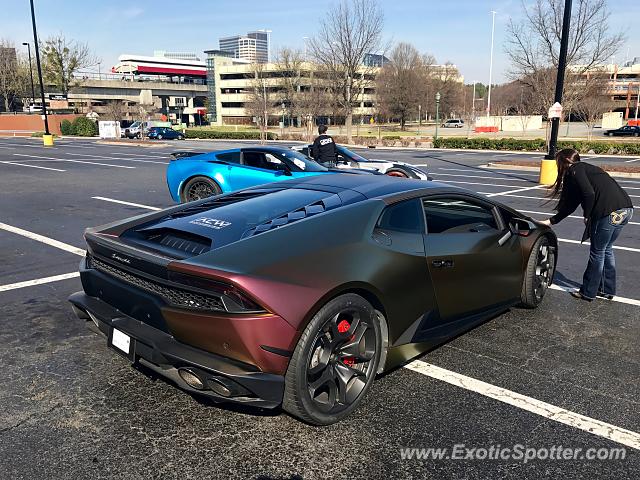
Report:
337,319,355,367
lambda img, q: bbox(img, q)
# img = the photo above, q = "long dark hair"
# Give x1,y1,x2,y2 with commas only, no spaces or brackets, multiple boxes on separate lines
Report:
549,148,581,200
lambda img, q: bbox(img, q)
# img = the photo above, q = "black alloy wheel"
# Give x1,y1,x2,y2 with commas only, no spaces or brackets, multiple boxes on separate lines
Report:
521,236,555,308
283,294,382,425
180,176,222,203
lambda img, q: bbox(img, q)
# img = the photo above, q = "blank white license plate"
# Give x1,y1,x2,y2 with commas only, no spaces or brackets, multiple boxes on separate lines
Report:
111,328,131,354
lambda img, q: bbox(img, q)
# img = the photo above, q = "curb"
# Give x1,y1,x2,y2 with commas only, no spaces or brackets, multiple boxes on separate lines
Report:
96,140,169,148
485,162,640,179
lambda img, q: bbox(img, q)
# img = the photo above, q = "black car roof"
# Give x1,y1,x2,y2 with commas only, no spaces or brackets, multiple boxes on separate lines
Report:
256,173,457,200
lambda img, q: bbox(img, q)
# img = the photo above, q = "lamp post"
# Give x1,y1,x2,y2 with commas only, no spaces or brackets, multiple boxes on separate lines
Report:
22,42,36,107
435,92,441,141
487,11,496,117
418,104,422,136
545,0,573,160
281,102,285,135
29,0,50,141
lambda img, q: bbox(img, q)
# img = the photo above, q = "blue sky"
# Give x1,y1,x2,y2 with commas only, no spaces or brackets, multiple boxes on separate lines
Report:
2,0,639,84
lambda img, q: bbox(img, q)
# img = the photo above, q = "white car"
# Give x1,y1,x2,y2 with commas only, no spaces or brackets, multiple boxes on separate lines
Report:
292,144,430,180
442,119,465,128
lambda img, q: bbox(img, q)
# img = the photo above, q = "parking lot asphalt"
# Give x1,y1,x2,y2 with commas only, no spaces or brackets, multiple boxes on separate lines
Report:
0,137,638,480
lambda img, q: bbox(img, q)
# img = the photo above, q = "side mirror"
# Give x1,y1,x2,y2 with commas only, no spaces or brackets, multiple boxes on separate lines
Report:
510,218,537,237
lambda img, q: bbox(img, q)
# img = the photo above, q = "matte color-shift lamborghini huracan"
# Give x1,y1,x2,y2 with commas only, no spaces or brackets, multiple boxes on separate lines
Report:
69,174,557,425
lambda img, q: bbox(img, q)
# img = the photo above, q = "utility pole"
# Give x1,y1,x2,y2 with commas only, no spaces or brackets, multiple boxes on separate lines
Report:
635,83,639,122
545,0,573,160
486,11,496,117
29,0,50,137
22,42,36,107
435,92,441,142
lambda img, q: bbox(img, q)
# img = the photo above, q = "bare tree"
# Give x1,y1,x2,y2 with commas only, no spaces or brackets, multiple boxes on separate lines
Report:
309,0,384,142
0,40,25,112
105,100,126,122
375,43,423,130
274,48,305,126
244,63,275,143
41,34,99,94
573,70,613,139
505,0,625,115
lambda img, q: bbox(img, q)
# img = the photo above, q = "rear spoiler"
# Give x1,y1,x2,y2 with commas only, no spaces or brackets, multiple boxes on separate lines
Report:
170,151,204,160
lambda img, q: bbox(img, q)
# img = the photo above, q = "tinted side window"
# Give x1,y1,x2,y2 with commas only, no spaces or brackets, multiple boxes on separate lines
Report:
216,151,241,164
243,151,268,169
423,197,498,234
377,199,424,233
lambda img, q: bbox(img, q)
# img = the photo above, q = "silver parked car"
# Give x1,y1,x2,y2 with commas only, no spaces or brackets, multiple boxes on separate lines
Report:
442,119,465,128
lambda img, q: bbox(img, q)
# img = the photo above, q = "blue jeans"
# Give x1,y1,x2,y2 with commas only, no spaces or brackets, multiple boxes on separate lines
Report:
581,208,633,299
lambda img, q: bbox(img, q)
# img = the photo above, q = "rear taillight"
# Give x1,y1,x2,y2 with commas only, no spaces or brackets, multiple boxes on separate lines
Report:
167,271,266,314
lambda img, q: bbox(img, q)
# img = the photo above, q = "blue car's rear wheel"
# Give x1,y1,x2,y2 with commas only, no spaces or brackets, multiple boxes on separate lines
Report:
180,176,221,203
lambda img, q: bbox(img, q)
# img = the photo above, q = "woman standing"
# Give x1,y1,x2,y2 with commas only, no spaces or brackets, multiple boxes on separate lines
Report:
540,149,634,301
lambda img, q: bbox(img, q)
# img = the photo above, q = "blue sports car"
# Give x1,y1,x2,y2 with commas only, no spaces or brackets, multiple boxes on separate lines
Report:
167,146,336,203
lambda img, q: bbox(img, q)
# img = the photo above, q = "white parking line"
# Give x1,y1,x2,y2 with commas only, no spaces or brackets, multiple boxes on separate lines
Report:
0,272,80,292
431,172,532,182
0,222,85,256
439,180,533,189
624,158,640,163
62,144,96,149
549,284,640,307
481,192,640,208
65,153,168,165
0,161,66,172
486,185,546,197
92,196,162,210
558,238,640,253
404,360,640,450
518,209,640,226
13,153,136,169
0,142,57,149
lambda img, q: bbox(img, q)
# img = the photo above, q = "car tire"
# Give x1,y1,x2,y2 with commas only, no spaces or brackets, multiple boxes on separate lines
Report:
520,235,555,308
384,167,413,178
136,132,142,139
608,132,614,136
180,176,222,203
634,133,639,137
282,293,383,426
157,134,163,140
178,134,185,140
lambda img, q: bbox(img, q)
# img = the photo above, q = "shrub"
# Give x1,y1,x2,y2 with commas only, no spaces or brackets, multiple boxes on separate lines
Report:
185,129,278,140
71,117,98,136
60,119,73,136
433,137,640,155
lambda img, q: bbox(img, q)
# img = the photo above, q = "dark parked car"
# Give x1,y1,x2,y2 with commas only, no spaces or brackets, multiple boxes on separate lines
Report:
148,127,185,140
69,174,557,425
604,125,640,137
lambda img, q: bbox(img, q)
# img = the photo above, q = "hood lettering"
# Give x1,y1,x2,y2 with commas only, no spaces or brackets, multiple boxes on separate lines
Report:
189,217,232,230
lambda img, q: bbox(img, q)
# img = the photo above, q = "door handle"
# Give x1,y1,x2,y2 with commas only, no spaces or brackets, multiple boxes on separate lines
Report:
432,259,454,268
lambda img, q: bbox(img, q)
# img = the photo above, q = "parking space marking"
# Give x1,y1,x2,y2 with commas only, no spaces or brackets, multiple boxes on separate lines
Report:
518,209,640,226
0,161,66,172
92,196,162,210
0,272,80,292
13,153,136,169
549,284,640,307
431,172,533,183
439,180,534,189
558,238,640,253
62,144,96,149
0,142,57,149
481,192,640,208
404,360,640,449
0,222,85,256
485,185,546,197
65,153,168,165
624,158,640,163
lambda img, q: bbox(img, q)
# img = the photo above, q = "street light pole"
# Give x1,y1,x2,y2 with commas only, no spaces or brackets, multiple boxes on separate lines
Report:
471,81,476,122
635,83,639,122
435,92,441,142
486,11,496,117
29,0,49,136
545,0,573,160
22,42,36,107
418,104,422,136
